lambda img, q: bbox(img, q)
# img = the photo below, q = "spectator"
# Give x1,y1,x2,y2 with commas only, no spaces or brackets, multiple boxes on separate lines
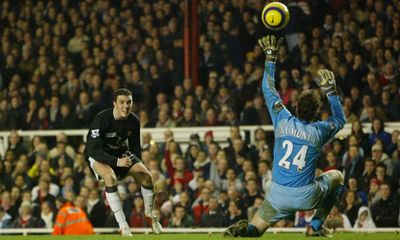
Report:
204,108,220,126
168,204,194,228
358,158,376,192
324,205,352,229
258,161,272,194
323,151,339,172
40,201,55,229
339,190,361,227
222,200,242,227
370,182,399,227
354,206,376,229
48,96,61,128
343,145,364,185
55,104,79,129
192,187,211,226
7,131,27,159
240,179,261,210
176,191,192,215
200,196,223,227
388,130,400,156
1,191,18,220
371,144,394,176
164,143,193,189
75,91,94,128
32,177,56,207
10,201,45,228
177,107,200,127
348,177,368,206
0,161,12,191
156,109,176,128
369,118,391,147
48,133,76,160
0,206,11,228
86,188,106,228
129,194,149,228
350,120,371,156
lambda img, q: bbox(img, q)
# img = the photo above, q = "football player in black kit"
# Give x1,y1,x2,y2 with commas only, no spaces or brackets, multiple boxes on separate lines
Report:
86,88,162,236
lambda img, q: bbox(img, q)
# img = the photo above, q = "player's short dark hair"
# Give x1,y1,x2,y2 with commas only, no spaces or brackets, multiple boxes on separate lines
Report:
114,88,132,101
296,90,321,122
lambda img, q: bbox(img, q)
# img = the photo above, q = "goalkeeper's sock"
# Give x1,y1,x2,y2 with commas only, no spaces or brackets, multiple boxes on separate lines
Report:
310,217,324,231
105,185,129,230
245,224,260,237
141,185,155,216
311,184,345,231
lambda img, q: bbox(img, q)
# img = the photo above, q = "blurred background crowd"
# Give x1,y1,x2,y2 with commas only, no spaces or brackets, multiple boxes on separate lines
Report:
0,0,399,231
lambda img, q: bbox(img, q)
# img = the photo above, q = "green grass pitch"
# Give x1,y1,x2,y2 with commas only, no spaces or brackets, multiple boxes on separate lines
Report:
0,233,398,240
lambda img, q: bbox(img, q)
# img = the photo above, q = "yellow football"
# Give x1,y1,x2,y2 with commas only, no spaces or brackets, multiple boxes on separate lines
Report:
261,2,290,31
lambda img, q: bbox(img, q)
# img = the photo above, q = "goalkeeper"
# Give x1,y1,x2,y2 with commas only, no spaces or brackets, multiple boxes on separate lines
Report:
224,36,346,237
85,88,162,236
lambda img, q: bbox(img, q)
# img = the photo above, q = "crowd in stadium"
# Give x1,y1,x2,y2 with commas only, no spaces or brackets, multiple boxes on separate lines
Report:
0,0,399,231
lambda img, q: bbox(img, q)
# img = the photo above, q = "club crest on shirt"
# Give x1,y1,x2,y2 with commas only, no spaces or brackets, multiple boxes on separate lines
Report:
329,121,335,130
91,129,100,138
273,102,284,112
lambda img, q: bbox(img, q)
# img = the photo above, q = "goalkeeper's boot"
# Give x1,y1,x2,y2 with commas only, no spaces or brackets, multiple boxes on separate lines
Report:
306,225,332,238
146,210,163,234
223,219,248,238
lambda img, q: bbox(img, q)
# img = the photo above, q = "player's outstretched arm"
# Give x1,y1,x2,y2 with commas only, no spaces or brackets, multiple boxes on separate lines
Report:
258,35,291,125
314,69,347,139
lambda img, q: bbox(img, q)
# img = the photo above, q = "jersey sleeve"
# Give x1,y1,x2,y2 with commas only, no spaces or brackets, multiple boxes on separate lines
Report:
314,94,347,143
86,113,119,166
129,114,142,159
261,62,292,126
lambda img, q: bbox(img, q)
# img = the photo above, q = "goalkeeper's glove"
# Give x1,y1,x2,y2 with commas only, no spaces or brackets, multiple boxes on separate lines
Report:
258,35,284,63
315,69,337,96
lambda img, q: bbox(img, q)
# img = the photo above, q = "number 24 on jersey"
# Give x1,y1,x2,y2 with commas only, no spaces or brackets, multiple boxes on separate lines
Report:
278,140,307,172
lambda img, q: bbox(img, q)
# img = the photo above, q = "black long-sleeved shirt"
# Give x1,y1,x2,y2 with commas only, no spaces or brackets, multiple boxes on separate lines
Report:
370,197,399,227
86,108,141,167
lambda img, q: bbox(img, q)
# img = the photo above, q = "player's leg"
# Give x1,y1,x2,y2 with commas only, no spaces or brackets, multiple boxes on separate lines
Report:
308,170,344,236
224,199,277,237
129,162,162,234
130,162,154,215
90,158,131,236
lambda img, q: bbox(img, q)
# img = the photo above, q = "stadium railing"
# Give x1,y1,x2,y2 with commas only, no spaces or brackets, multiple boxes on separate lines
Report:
0,123,399,153
0,227,399,235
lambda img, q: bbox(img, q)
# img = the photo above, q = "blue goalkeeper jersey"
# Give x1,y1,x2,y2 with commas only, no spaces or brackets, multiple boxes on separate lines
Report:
262,62,346,188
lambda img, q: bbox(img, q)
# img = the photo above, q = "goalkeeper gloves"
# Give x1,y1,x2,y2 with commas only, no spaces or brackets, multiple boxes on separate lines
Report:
258,35,284,63
315,69,337,96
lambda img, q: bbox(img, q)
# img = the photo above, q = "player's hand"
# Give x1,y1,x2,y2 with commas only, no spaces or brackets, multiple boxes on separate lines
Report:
315,69,337,95
123,151,141,163
258,35,284,63
117,157,132,167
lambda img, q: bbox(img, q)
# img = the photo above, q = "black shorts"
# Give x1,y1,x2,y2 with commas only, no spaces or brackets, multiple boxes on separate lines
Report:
87,156,142,181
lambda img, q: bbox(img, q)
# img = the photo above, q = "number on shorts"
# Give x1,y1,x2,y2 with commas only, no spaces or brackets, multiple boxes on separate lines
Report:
278,140,308,172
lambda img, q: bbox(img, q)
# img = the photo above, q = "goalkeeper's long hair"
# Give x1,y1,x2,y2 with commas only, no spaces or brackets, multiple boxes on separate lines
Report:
296,90,321,122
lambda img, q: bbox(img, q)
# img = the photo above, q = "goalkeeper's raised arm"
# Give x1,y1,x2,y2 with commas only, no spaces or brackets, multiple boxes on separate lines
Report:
258,35,292,126
313,69,347,141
